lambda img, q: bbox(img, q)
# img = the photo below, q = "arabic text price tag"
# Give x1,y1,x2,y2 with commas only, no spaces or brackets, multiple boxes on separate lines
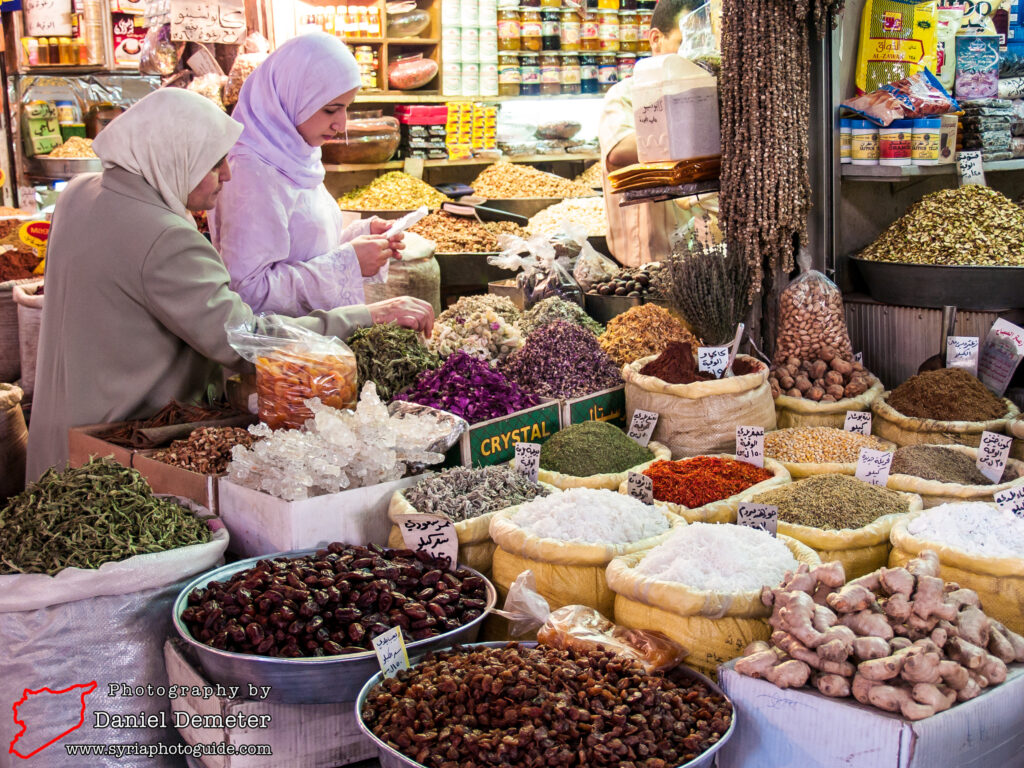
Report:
737,503,778,537
958,150,986,186
394,513,459,571
844,410,872,435
627,471,654,504
627,409,659,447
698,346,730,378
514,442,541,483
976,430,1012,484
855,448,893,487
735,425,765,468
372,626,409,679
979,318,1024,397
994,486,1024,518
946,336,980,377
853,351,864,364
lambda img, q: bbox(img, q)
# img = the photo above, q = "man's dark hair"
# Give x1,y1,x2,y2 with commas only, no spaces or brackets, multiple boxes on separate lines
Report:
650,0,700,33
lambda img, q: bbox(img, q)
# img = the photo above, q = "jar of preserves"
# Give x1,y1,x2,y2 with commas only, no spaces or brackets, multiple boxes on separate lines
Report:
519,51,541,94
521,7,542,51
561,51,581,94
498,51,522,95
581,15,600,50
541,9,561,49
585,0,599,9
597,0,618,8
520,0,541,7
541,0,561,6
498,8,521,49
637,0,655,9
539,51,561,93
637,10,652,51
598,10,619,51
560,9,581,49
581,52,599,93
598,51,618,91
618,11,638,51
617,51,636,79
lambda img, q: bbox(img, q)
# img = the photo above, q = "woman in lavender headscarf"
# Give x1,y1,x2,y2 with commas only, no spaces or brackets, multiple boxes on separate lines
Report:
210,32,401,316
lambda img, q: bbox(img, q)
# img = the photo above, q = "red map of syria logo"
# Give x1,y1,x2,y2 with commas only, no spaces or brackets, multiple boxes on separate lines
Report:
9,681,97,758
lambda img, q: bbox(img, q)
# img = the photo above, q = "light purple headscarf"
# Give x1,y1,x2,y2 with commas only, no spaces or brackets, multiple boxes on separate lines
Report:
231,32,360,188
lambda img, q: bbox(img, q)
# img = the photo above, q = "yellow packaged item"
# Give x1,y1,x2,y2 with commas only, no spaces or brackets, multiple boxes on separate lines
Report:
855,0,939,94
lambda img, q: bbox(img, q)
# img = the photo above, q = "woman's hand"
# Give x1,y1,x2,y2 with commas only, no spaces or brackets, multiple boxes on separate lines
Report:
368,217,407,258
351,235,394,276
367,296,434,336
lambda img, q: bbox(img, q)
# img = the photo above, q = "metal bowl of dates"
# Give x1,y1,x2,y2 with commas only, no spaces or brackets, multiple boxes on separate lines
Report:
355,642,737,768
173,548,497,704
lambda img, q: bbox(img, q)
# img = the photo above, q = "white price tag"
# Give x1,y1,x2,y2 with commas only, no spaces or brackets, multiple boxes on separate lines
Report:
844,410,872,435
735,426,765,468
394,513,459,571
853,351,864,364
698,345,730,379
383,205,429,238
514,442,541,483
627,410,659,447
976,430,1012,483
627,471,654,504
958,150,986,186
946,336,980,377
979,318,1024,397
737,503,778,537
855,448,894,486
994,486,1024,518
372,626,409,679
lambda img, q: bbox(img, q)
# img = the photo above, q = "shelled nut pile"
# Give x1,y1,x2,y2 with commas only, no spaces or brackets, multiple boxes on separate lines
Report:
409,211,526,253
152,426,258,475
471,162,595,199
769,346,874,401
765,427,891,464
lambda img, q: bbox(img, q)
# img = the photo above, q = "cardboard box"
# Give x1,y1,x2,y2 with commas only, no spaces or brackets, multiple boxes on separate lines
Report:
133,453,222,513
458,401,561,467
717,660,1024,768
218,475,423,558
68,422,138,468
560,386,626,429
166,641,375,768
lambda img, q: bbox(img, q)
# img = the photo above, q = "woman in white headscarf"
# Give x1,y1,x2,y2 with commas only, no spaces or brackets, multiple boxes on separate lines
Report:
26,88,432,481
210,32,398,316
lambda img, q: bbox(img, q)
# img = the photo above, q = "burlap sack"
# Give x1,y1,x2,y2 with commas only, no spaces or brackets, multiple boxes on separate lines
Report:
0,384,26,499
774,378,884,429
607,535,820,676
623,354,776,458
616,454,792,524
13,279,42,401
890,505,1024,634
0,278,40,383
886,444,1024,508
768,435,897,479
872,392,1020,448
363,234,442,316
489,505,681,619
536,441,671,491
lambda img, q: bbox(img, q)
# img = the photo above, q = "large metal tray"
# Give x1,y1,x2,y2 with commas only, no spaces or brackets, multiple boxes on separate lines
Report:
585,292,642,323
173,549,497,704
482,197,562,219
355,641,736,768
850,256,1024,311
27,155,102,178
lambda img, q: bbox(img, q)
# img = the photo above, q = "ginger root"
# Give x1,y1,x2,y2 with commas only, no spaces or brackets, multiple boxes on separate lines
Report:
853,636,891,661
813,673,851,698
765,659,811,689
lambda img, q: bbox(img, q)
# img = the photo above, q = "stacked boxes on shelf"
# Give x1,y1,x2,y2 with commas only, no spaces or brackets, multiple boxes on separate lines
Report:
396,104,449,160
445,102,498,159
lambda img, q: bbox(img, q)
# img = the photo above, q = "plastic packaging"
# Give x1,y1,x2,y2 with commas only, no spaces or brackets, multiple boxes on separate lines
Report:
227,317,358,430
387,8,431,37
489,234,585,308
388,53,439,90
187,72,227,110
139,23,177,75
573,239,620,290
224,51,267,105
321,110,400,164
934,4,964,91
855,0,938,93
955,35,999,99
774,270,854,364
535,120,581,139
841,68,958,126
677,1,718,61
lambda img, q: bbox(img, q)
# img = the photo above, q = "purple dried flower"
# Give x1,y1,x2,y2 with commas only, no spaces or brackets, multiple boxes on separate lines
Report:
501,320,623,399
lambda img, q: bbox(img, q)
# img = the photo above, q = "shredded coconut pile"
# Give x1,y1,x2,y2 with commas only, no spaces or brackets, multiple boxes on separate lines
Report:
906,502,1024,559
636,523,798,591
509,488,669,544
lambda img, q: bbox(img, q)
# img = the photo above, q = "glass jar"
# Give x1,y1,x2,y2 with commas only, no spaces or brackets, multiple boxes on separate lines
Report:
540,51,561,93
637,10,652,51
617,51,636,79
585,0,598,8
598,10,619,51
521,7,542,51
519,51,541,94
561,51,581,94
598,51,618,91
597,0,618,8
498,8,521,50
520,0,541,7
619,0,637,8
323,109,400,164
541,0,561,6
561,9,581,49
637,0,655,9
581,52,599,93
618,11,638,51
541,9,561,49
498,51,522,95
581,15,600,50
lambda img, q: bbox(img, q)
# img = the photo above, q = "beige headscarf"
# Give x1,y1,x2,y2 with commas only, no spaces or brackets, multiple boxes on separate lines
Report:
93,88,243,222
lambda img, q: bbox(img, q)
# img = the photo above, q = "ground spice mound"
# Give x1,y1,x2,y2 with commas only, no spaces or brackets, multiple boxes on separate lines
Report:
0,249,41,282
640,341,712,384
887,368,1008,422
599,305,698,367
752,474,909,530
891,445,1006,485
644,456,773,507
540,420,654,476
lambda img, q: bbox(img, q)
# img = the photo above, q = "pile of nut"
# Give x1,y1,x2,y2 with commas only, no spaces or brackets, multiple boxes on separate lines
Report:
338,172,450,211
471,162,596,199
362,643,732,768
47,137,96,158
775,275,854,363
526,197,608,237
180,543,490,657
409,211,526,253
575,162,604,189
765,427,891,465
589,263,668,299
152,426,258,475
769,346,875,402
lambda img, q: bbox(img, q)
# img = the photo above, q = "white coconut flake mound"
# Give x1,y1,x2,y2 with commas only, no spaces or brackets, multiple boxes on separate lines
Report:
510,488,670,544
636,523,798,592
906,502,1024,559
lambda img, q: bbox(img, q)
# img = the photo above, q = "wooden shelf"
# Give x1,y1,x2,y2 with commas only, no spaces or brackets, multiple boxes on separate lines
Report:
841,158,1024,181
323,151,599,172
342,36,385,43
388,37,440,44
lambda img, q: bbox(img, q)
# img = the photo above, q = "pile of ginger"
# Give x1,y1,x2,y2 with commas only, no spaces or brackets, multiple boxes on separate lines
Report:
736,551,1024,720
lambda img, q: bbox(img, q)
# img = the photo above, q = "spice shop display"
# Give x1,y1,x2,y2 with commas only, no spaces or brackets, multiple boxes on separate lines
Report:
644,456,775,509
348,323,441,401
47,136,96,158
538,420,660,486
338,171,451,211
606,524,820,674
887,444,1024,508
764,427,892,477
470,161,595,199
360,643,733,768
526,197,608,237
437,293,521,325
771,345,883,430
409,211,527,253
841,70,959,127
735,552,1024,718
517,295,604,337
902,502,1024,560
663,241,752,346
958,99,1011,160
151,426,260,476
428,303,524,363
599,304,697,366
502,320,621,399
638,341,761,385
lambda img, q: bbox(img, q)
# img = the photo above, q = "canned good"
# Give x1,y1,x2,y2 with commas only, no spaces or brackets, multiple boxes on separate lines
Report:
480,62,499,96
480,0,498,24
520,51,540,94
461,27,480,61
480,36,499,60
617,51,636,79
442,0,461,26
462,61,480,96
443,62,462,96
581,52,599,92
461,0,478,26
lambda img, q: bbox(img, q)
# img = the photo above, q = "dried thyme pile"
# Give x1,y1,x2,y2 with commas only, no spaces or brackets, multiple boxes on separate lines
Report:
751,474,909,530
348,323,441,401
403,465,550,522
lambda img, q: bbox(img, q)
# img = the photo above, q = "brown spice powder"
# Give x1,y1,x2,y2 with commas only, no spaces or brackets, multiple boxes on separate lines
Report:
887,368,1008,422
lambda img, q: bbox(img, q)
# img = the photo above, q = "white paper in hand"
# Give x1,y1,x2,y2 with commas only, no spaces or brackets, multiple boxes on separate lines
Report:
855,448,893,487
627,410,658,447
394,513,459,571
735,426,765,468
383,205,429,238
627,471,654,504
514,442,541,483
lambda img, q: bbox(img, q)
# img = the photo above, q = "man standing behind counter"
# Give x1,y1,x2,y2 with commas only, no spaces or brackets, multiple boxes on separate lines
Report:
599,0,704,266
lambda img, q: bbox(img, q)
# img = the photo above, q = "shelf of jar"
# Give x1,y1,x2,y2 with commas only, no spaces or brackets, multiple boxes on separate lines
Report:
323,151,599,173
841,158,1024,181
352,93,605,103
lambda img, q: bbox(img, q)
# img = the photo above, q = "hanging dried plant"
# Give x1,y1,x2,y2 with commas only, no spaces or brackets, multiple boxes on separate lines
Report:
665,241,752,346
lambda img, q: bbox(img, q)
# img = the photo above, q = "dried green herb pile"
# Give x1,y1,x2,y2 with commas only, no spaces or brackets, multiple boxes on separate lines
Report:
751,474,909,530
517,296,604,337
348,323,441,401
404,466,550,522
540,420,654,477
891,445,1010,485
0,458,211,575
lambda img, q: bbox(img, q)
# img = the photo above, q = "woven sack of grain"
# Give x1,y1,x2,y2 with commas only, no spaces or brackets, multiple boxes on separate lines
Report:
872,392,1020,448
1009,418,1024,462
0,383,26,499
363,234,442,316
886,444,1024,508
774,378,883,429
623,354,776,459
616,454,792,524
489,505,680,620
607,535,820,677
12,279,42,401
536,441,671,491
890,506,1024,634
0,277,40,383
768,435,897,479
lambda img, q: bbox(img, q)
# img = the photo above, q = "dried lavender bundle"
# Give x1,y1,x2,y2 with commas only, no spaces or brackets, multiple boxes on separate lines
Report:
665,242,751,346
